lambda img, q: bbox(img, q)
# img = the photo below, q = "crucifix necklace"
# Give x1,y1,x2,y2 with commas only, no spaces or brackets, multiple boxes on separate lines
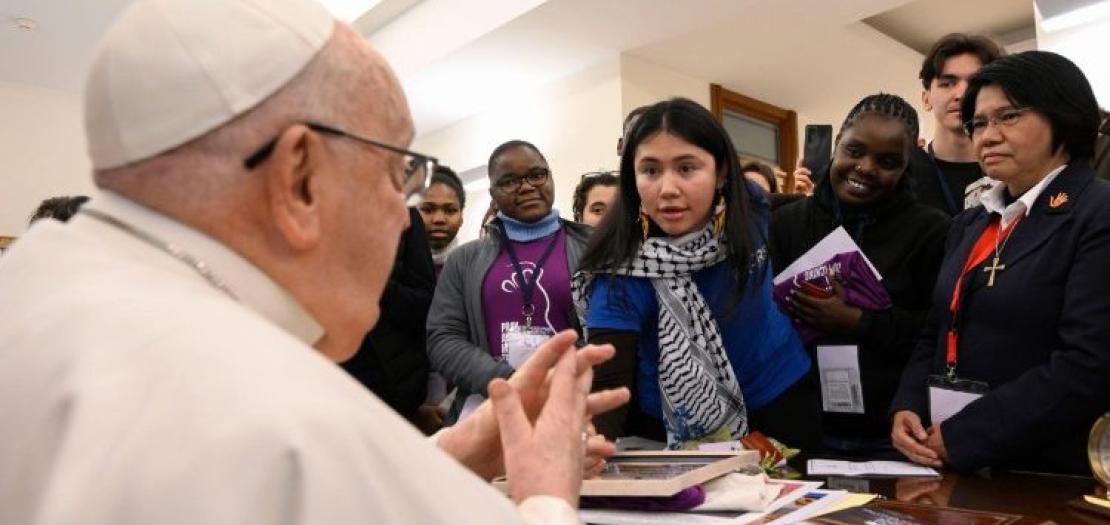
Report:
984,219,1020,287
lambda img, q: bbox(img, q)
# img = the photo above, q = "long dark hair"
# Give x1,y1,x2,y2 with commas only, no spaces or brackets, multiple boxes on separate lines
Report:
578,97,765,298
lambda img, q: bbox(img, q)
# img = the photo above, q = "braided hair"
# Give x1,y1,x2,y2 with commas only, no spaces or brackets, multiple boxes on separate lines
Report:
836,93,919,149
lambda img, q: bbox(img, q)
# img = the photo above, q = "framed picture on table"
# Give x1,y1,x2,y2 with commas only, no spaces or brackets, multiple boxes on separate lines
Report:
495,450,759,497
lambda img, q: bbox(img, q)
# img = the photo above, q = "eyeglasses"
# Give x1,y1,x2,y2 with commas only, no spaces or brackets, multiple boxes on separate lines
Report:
243,122,438,201
963,107,1033,139
493,168,550,193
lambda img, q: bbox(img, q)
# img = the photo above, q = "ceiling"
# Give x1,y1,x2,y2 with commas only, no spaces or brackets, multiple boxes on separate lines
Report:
864,0,1035,54
0,0,1041,135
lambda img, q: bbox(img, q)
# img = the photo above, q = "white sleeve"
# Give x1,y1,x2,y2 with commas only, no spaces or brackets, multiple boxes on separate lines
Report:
517,496,582,525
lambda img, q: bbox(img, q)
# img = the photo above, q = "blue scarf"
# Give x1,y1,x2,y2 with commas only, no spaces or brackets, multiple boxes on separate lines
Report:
497,209,562,242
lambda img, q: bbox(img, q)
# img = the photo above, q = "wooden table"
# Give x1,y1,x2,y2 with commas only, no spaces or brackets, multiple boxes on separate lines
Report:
801,460,1107,524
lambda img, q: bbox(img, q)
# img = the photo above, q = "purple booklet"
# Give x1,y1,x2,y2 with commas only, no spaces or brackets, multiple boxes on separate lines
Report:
772,251,892,345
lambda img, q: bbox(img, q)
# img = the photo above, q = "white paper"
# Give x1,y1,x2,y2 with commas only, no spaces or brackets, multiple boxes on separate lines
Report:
806,459,940,478
929,386,983,427
456,393,484,423
816,346,865,414
576,480,828,525
773,226,881,285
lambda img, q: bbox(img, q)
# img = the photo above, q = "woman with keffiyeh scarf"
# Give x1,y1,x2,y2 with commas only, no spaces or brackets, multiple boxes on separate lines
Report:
574,98,815,450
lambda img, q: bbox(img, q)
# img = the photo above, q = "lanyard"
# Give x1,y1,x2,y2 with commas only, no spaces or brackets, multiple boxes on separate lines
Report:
945,216,1021,378
500,230,560,325
928,143,960,216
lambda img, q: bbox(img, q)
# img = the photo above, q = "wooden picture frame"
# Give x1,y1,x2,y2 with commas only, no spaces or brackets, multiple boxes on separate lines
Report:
495,450,759,497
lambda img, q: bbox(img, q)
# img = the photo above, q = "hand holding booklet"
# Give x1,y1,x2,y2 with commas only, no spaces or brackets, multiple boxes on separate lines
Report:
772,227,891,344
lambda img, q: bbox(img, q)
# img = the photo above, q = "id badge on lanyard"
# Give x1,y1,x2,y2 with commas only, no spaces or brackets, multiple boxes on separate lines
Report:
927,374,988,427
499,231,559,369
501,316,553,369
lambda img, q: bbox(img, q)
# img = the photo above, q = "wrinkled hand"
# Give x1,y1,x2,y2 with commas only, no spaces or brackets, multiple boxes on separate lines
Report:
488,347,588,505
892,410,942,468
787,279,863,334
583,422,616,479
436,330,630,481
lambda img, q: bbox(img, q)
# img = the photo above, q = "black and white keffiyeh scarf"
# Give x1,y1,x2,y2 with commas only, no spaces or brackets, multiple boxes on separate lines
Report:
572,225,748,448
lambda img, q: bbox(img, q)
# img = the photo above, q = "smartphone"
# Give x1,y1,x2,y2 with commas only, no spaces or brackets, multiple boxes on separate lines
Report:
803,124,833,176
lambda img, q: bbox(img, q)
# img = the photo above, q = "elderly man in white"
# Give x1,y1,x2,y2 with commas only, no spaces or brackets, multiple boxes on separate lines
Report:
0,1,627,524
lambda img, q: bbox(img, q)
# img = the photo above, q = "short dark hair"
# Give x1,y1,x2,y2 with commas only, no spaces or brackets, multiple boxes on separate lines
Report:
427,165,466,210
487,140,547,177
919,33,1004,90
29,195,89,224
572,171,619,221
740,162,778,193
961,50,1100,160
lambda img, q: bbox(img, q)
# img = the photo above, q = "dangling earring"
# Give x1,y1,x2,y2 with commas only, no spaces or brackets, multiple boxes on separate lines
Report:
638,208,651,240
713,193,727,236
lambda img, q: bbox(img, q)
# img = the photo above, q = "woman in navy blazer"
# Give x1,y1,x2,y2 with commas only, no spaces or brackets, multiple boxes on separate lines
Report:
891,51,1110,475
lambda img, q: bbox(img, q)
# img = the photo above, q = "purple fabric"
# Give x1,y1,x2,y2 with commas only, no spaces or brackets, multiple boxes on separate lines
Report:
481,229,573,360
772,251,893,345
580,485,707,511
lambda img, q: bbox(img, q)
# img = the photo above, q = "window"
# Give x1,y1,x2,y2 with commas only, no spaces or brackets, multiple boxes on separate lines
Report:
710,84,798,171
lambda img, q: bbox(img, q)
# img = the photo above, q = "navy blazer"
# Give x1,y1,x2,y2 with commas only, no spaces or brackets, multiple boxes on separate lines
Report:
892,162,1110,475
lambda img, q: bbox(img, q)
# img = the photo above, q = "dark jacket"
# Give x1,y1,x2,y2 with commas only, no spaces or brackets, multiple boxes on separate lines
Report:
770,166,949,442
341,207,434,419
892,163,1110,475
426,218,592,422
1094,132,1110,182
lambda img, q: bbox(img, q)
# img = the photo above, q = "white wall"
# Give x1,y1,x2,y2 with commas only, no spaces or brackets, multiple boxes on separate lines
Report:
0,82,93,236
1035,4,1110,108
412,58,623,244
619,54,711,117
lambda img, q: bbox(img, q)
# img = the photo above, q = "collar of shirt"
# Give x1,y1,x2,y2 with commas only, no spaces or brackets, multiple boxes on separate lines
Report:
979,164,1068,228
83,189,325,346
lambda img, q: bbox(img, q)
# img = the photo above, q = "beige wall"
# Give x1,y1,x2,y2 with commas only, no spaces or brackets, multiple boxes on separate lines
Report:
0,82,93,236
1035,6,1110,108
619,54,711,117
413,58,623,244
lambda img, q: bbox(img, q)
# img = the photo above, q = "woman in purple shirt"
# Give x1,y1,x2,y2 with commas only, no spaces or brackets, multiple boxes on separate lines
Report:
426,140,592,423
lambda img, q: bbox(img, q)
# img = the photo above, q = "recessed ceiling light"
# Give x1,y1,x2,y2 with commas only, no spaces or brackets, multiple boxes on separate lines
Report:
14,17,38,31
318,0,384,22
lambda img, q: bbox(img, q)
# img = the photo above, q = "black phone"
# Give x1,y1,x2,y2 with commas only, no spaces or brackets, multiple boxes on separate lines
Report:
803,124,833,176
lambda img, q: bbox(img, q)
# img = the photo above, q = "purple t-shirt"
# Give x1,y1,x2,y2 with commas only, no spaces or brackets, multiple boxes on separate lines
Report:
482,229,573,360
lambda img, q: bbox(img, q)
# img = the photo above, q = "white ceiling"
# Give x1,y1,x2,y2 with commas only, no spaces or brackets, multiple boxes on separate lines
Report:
0,0,132,92
0,0,1039,135
865,0,1034,54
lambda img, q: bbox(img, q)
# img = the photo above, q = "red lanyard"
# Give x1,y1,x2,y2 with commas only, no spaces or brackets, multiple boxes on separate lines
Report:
945,216,1022,377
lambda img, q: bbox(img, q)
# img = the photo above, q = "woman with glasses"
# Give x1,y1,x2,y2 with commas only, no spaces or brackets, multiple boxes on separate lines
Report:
891,51,1110,475
573,171,620,228
427,140,592,424
574,98,813,449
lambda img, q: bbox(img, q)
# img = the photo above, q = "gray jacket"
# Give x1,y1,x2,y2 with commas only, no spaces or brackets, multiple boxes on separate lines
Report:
426,219,592,421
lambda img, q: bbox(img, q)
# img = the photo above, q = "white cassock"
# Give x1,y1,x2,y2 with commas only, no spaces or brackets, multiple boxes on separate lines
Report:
0,190,576,525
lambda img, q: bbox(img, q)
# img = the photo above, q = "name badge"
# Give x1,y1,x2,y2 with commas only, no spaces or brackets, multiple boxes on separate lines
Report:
927,374,988,427
501,322,553,369
817,345,865,414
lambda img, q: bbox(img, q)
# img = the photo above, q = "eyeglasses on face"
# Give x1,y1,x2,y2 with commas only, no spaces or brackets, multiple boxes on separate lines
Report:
242,122,438,201
492,168,551,193
963,107,1032,139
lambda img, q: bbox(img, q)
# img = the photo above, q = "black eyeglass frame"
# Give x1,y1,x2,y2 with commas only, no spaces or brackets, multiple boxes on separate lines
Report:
242,122,438,198
492,167,552,194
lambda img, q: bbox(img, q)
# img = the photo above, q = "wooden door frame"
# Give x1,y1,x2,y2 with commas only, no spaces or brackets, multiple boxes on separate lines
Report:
710,84,798,172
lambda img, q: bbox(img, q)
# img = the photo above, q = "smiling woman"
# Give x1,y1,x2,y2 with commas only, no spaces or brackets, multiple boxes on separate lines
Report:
769,93,950,458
